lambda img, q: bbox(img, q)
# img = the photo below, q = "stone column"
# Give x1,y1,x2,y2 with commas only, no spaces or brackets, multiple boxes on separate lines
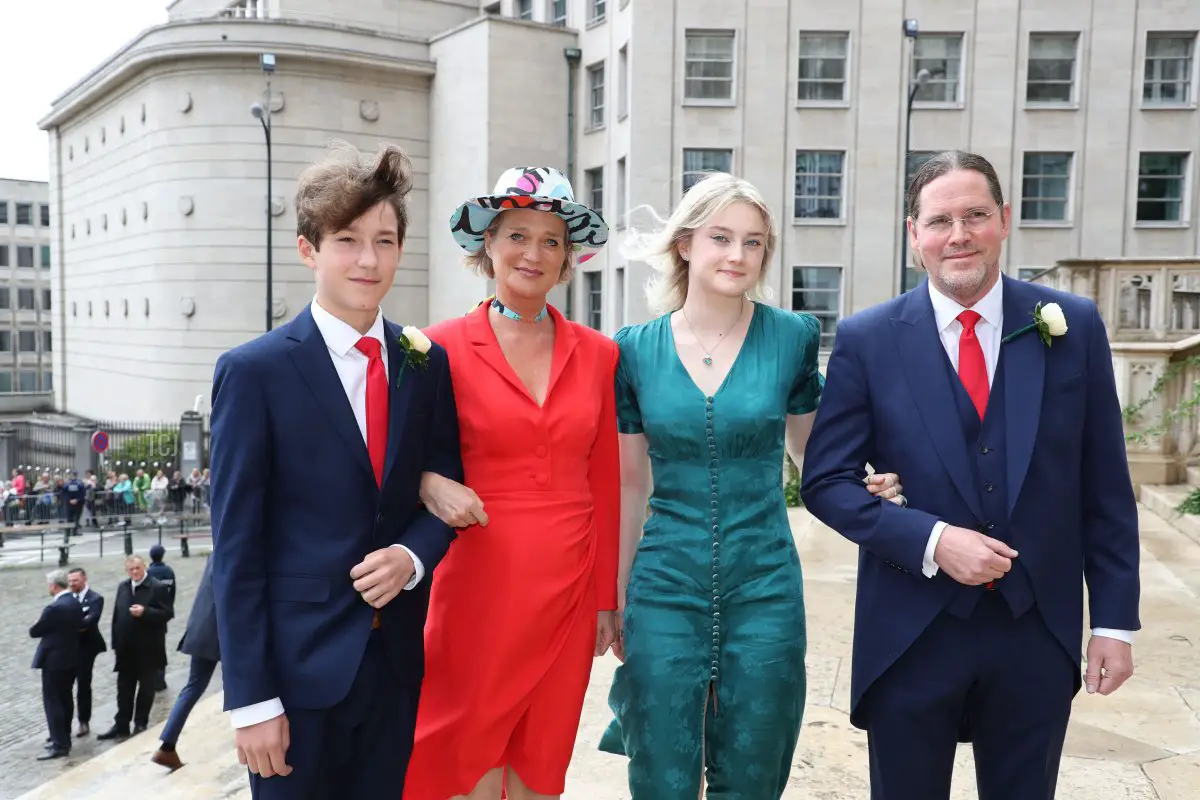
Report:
179,411,204,477
73,422,99,476
0,424,14,479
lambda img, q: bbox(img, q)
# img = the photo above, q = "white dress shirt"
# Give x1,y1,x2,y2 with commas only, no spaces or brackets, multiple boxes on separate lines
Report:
920,280,1132,645
229,297,426,729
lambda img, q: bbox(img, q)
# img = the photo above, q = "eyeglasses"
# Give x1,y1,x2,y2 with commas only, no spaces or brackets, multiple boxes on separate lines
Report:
915,204,1002,235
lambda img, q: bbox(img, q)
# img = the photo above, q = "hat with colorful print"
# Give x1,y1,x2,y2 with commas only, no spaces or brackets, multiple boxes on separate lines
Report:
448,166,609,265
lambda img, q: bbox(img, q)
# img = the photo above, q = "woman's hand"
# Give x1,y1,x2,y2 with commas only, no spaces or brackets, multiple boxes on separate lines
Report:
596,611,618,657
865,472,906,506
418,472,488,528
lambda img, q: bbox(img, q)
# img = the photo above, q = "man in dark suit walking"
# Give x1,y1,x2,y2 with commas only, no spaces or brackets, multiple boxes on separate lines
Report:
98,555,174,740
30,569,85,760
66,567,106,737
147,544,176,691
151,555,220,771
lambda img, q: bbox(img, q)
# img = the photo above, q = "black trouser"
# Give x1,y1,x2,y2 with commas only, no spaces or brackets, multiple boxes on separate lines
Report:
75,654,97,724
42,668,74,751
115,663,157,729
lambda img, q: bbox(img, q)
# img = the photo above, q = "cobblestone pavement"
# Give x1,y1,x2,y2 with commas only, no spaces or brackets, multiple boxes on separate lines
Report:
0,547,218,800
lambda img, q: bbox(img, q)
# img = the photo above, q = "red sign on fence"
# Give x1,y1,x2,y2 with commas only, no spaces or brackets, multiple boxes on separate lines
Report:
91,431,109,453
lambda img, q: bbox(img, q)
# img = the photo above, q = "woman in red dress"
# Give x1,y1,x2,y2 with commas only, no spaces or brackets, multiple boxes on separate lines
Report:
403,167,620,800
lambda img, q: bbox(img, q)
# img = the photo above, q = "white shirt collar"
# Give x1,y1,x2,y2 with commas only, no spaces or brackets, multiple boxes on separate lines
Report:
131,577,144,590
928,275,1004,332
310,296,386,358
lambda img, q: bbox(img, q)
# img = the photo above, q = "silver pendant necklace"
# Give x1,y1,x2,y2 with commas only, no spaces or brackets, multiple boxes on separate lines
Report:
680,300,746,366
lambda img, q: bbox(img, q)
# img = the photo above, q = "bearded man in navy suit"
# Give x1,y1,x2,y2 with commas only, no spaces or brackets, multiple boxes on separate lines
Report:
209,143,463,799
802,150,1140,799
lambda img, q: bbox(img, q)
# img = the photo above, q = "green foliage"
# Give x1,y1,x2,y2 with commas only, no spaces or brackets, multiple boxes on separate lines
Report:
1123,355,1200,446
101,430,180,471
784,456,803,508
1177,488,1200,516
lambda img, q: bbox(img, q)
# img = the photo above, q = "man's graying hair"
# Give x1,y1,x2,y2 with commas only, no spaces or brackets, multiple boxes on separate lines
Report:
46,569,68,589
906,150,1005,220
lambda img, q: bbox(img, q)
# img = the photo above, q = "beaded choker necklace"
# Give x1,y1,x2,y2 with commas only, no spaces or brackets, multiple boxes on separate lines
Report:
490,297,549,324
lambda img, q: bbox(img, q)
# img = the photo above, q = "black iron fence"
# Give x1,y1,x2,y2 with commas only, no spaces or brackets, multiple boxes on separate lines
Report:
92,420,181,475
12,421,76,475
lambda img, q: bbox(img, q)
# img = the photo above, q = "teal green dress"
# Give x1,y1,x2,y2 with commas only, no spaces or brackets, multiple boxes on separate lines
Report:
599,303,823,798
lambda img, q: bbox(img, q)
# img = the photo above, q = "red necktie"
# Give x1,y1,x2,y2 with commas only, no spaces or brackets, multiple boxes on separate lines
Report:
354,337,389,487
956,310,988,420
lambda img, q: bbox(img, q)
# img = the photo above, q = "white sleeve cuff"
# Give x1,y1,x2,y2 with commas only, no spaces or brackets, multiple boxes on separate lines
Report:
389,544,425,590
230,698,285,728
1091,628,1134,645
922,521,947,578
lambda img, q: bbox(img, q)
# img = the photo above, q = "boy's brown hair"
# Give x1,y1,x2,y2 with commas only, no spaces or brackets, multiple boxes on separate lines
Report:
295,142,414,248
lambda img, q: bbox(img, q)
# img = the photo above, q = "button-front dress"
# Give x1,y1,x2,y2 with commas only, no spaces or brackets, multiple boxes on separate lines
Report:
599,303,824,797
403,303,620,799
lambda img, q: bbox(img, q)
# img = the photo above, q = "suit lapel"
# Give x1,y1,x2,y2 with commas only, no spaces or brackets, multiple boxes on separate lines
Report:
287,305,375,482
382,320,415,486
893,284,986,521
466,303,533,401
1000,276,1045,517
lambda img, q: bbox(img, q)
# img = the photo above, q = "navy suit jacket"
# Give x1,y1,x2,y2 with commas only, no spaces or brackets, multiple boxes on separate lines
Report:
801,276,1140,726
209,305,463,713
78,587,107,658
31,592,85,671
178,556,219,662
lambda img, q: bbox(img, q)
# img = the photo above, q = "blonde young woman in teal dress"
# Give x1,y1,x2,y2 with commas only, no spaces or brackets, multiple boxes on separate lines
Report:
598,174,904,797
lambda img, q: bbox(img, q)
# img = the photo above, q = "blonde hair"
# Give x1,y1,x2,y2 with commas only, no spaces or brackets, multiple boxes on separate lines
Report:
463,210,576,285
623,173,777,316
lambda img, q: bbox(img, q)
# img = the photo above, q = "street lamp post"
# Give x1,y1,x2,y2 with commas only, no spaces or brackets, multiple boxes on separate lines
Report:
899,21,930,296
250,53,276,333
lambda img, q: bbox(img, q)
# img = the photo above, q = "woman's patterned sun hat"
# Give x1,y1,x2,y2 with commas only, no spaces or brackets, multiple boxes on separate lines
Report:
448,166,609,265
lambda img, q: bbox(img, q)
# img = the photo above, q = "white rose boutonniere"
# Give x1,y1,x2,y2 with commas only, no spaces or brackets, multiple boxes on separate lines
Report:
1002,301,1068,347
396,325,431,386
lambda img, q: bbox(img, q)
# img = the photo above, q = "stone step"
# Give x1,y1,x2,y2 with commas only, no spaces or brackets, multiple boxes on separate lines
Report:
1139,484,1200,546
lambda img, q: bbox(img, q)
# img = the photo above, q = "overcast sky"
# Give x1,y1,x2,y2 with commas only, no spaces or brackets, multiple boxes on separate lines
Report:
1,0,167,183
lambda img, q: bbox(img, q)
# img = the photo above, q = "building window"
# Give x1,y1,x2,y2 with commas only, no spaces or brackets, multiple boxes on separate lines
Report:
586,271,603,330
586,167,604,216
41,289,50,311
1018,268,1045,281
912,34,963,104
0,288,9,309
1136,152,1189,223
40,204,50,227
549,0,566,26
40,245,50,268
42,371,52,391
1144,33,1195,105
0,246,7,267
1021,152,1072,222
0,372,11,392
794,150,845,221
684,30,735,102
514,0,532,20
683,148,733,194
0,202,7,224
904,151,939,200
791,267,842,350
0,331,9,351
588,62,606,129
616,157,627,227
15,203,32,226
615,266,625,327
43,331,51,352
1026,33,1078,104
17,331,36,352
589,0,605,24
17,289,34,310
18,370,37,393
16,246,33,268
797,32,849,103
618,44,629,119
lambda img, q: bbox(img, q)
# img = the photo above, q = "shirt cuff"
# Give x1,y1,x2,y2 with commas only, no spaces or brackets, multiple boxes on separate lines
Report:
389,544,424,590
1091,628,1134,645
922,521,947,578
230,698,285,728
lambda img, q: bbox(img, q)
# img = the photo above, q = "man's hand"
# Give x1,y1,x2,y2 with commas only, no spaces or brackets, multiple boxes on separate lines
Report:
129,604,144,618
419,472,488,529
865,472,905,506
1084,636,1134,696
933,525,1017,585
236,714,292,778
596,611,617,657
350,548,416,609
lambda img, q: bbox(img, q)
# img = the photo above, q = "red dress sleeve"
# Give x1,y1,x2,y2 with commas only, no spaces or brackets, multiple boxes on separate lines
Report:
589,340,621,611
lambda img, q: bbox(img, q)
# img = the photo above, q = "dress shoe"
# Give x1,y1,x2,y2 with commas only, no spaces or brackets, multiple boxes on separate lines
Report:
97,726,130,741
75,722,89,737
151,748,183,771
37,749,68,761
132,724,148,735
